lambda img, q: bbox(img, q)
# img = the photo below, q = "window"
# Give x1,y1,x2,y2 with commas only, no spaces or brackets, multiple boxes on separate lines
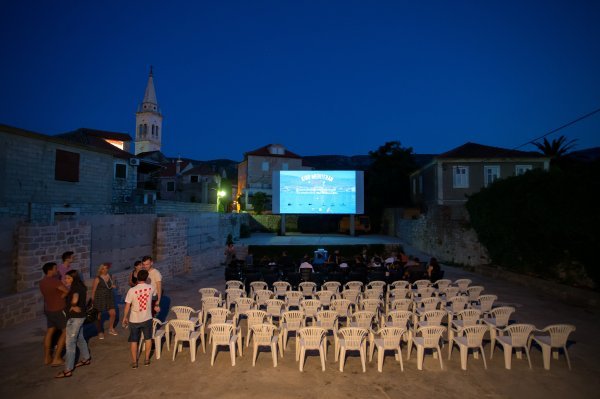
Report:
261,161,269,171
190,175,199,183
167,182,175,191
138,124,143,138
452,166,469,188
282,162,288,170
115,163,126,179
144,124,148,137
484,165,500,187
156,126,159,138
55,149,80,182
515,165,532,176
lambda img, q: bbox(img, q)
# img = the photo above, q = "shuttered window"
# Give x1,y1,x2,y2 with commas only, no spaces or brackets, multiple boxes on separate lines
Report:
55,149,80,182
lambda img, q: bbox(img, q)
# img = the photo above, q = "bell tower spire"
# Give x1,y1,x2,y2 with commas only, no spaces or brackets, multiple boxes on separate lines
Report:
135,66,163,155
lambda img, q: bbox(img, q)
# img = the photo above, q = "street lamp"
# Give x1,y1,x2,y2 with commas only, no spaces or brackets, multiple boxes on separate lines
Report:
217,189,226,212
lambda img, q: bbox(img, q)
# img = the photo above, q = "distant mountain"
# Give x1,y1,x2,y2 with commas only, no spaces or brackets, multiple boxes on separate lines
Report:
303,155,372,170
303,153,436,170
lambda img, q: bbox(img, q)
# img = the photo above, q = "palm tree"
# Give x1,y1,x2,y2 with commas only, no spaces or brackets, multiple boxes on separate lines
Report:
533,135,578,158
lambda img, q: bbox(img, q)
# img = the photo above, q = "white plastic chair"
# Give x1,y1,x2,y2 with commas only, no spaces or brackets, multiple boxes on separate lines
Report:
344,281,364,291
254,289,274,309
449,324,488,370
496,323,536,369
249,281,268,298
139,318,170,360
265,299,285,324
299,282,317,297
199,287,222,301
484,306,515,357
531,324,576,370
447,309,482,359
337,327,369,372
170,305,201,325
454,279,472,292
366,280,386,292
389,298,413,312
408,325,445,370
383,310,412,329
210,323,242,366
315,290,335,308
434,279,452,290
300,299,322,325
284,291,304,310
472,294,497,313
440,286,460,300
388,280,410,290
413,279,431,289
281,310,306,351
233,297,255,325
369,326,406,372
201,297,223,325
225,280,244,290
341,289,361,306
272,281,291,297
225,288,246,310
330,298,353,326
322,281,341,294
170,319,203,362
244,309,268,347
466,286,485,302
363,288,383,300
250,323,281,367
207,308,231,344
360,299,383,324
315,310,338,342
296,326,328,372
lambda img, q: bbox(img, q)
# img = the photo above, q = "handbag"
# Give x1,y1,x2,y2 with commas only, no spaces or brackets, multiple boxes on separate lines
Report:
84,300,99,324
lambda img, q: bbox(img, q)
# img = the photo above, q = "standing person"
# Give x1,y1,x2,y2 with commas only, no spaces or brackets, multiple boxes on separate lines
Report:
56,270,91,378
427,257,442,282
39,262,68,366
142,256,162,317
91,263,118,338
223,243,235,266
129,260,143,288
122,269,156,368
57,251,74,286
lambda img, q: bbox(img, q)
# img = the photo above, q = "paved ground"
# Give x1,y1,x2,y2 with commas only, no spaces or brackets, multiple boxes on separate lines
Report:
1,236,599,399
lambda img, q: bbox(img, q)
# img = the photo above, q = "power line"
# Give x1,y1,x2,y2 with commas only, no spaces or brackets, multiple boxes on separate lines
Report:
512,106,600,150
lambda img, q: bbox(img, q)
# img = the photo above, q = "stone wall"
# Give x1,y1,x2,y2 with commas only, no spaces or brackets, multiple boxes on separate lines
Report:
386,206,489,266
0,212,246,329
16,221,91,292
155,200,215,213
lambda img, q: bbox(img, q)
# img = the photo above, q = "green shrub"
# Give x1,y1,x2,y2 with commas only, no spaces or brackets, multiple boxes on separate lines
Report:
466,164,600,288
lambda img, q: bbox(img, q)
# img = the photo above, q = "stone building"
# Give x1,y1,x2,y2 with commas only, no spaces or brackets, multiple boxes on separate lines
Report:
237,144,311,212
135,67,163,155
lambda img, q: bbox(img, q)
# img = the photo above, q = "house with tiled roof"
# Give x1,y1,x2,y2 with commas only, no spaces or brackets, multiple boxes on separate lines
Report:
0,123,149,222
237,144,311,211
410,142,550,208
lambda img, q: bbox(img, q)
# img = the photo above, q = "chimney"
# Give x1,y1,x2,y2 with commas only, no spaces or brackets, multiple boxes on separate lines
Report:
176,156,182,175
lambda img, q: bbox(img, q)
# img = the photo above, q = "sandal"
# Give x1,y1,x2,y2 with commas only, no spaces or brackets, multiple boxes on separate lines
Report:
108,329,118,336
144,359,150,366
55,370,73,379
131,362,138,369
75,358,91,368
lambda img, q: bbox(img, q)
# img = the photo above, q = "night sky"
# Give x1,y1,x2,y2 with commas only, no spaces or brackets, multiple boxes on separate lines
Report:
1,1,599,161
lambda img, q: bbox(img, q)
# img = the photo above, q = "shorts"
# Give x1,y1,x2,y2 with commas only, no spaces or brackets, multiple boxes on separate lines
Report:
128,319,153,343
45,310,67,329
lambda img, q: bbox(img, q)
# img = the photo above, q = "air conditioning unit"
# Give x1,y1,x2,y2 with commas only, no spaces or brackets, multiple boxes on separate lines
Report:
129,158,140,166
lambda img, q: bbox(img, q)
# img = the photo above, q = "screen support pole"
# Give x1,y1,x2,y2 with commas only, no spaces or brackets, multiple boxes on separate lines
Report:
280,214,286,236
349,214,355,236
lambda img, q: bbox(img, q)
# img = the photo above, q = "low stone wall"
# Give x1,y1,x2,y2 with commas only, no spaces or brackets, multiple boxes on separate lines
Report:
249,214,299,232
156,200,215,213
0,289,44,328
386,206,489,266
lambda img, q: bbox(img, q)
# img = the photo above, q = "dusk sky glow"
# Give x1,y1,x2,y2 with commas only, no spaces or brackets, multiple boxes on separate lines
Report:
1,0,599,161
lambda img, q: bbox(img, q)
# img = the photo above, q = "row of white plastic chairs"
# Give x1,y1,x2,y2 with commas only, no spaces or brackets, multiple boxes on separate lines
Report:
145,303,575,372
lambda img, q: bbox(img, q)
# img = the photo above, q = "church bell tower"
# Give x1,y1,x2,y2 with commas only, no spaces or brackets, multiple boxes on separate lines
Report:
135,66,163,155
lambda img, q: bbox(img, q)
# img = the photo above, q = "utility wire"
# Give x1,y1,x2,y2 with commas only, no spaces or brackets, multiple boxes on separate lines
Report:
512,106,600,150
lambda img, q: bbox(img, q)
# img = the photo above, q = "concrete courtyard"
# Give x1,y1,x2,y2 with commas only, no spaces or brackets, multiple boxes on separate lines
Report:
1,237,599,399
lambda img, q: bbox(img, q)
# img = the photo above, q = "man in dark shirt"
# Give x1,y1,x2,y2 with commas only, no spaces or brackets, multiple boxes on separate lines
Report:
39,262,68,366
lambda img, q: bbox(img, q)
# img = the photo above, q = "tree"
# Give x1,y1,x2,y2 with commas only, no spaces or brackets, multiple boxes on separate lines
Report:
250,192,268,215
366,141,418,231
532,135,577,159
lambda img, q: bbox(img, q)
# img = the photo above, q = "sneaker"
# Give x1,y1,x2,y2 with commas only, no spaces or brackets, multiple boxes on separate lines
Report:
98,333,105,340
108,329,118,336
